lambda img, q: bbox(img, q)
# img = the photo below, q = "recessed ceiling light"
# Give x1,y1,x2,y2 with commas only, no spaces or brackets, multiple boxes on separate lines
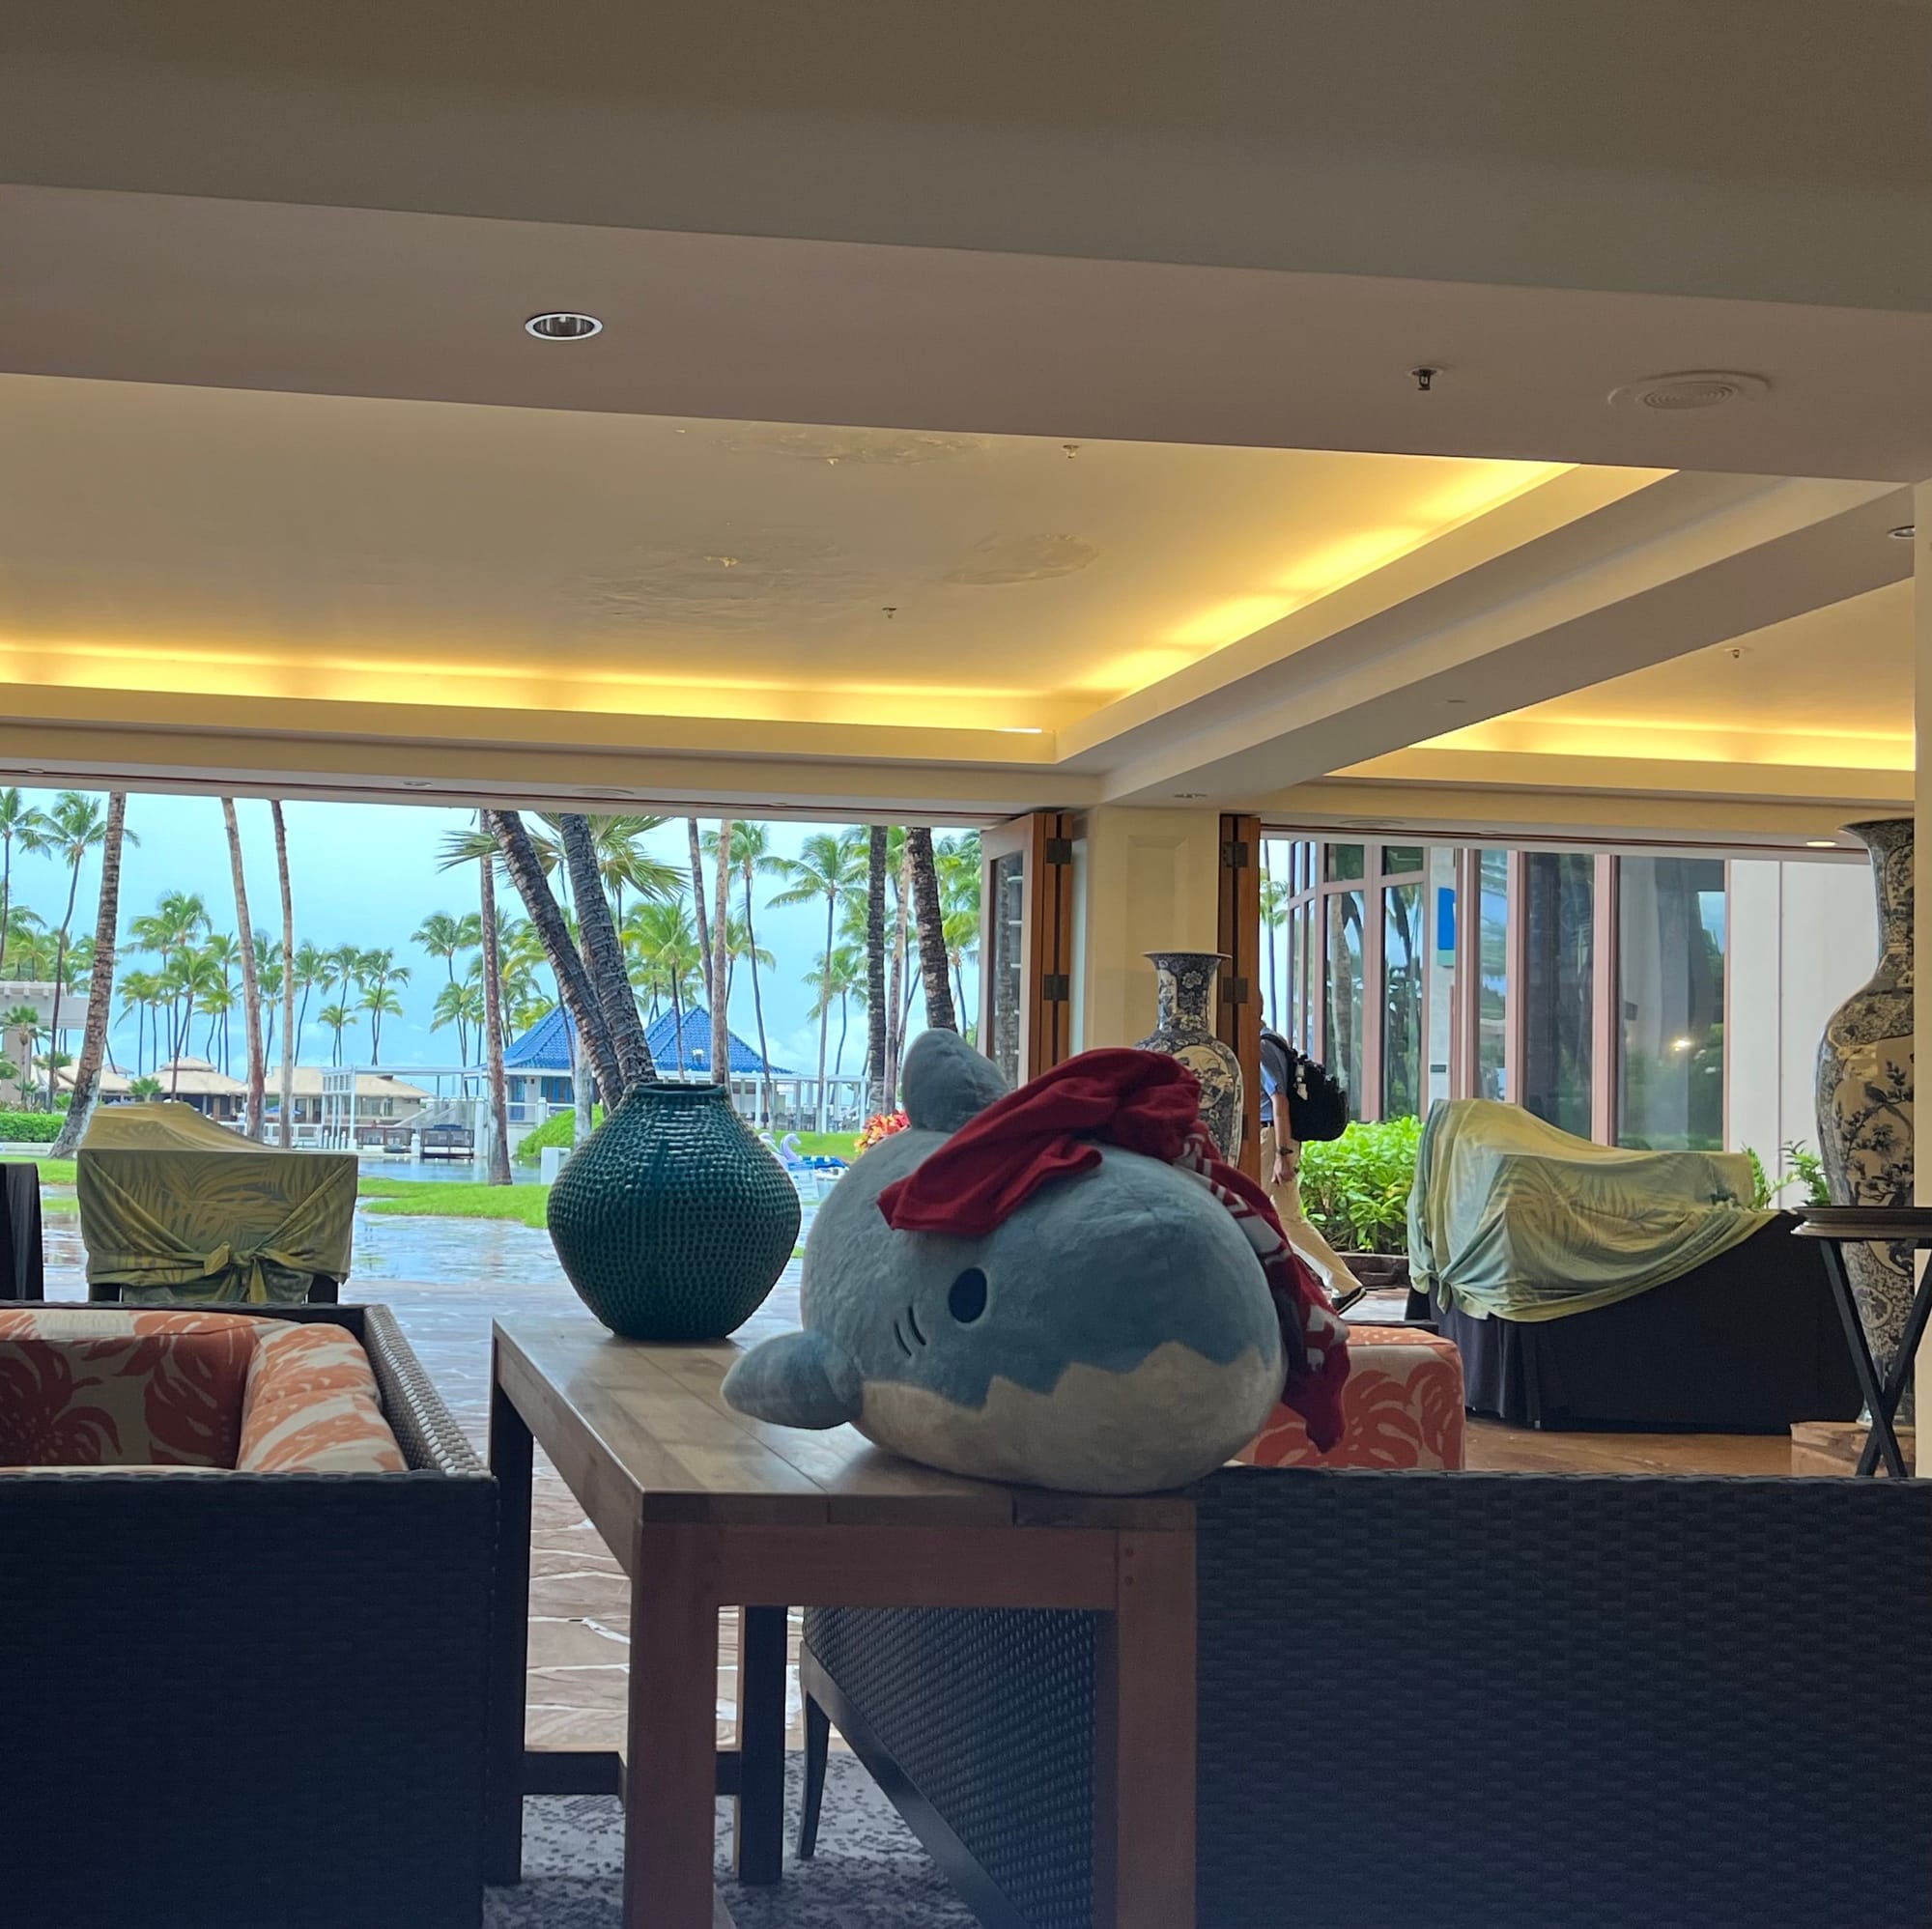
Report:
400,779,436,790
525,311,603,342
1606,370,1769,412
1805,839,1840,848
1889,524,1917,541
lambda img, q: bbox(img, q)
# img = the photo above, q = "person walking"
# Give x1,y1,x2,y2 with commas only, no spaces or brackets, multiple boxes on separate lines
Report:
1258,1027,1365,1315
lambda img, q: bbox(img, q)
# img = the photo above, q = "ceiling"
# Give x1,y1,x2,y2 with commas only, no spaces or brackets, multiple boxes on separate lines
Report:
0,3,1924,842
0,374,1565,735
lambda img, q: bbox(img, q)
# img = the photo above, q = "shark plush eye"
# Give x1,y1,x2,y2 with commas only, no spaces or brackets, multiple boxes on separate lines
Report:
947,1266,989,1324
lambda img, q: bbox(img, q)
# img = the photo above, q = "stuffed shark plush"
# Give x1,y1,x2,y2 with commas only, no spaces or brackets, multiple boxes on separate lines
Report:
722,1029,1323,1493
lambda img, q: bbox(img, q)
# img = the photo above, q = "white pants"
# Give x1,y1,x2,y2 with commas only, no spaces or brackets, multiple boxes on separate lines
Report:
1260,1121,1353,1298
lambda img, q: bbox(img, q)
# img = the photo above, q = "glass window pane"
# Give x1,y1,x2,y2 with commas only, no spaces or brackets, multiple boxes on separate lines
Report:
1616,856,1727,1150
1382,882,1423,1120
1293,902,1313,1053
986,849,1025,1090
1323,891,1365,1116
1477,849,1510,1101
1522,853,1596,1137
1382,844,1425,876
1298,841,1315,893
1324,842,1365,883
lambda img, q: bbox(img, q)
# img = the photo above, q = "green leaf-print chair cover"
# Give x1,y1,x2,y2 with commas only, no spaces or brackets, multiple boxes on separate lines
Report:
76,1102,356,1304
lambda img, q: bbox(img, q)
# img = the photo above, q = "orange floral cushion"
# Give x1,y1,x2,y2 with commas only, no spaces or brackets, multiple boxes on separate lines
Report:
236,1322,405,1473
0,1308,405,1474
0,1308,258,1467
1241,1325,1465,1470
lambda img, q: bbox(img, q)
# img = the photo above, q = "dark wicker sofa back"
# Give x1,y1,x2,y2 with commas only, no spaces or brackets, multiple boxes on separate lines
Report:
0,1302,496,1929
806,1467,1932,1929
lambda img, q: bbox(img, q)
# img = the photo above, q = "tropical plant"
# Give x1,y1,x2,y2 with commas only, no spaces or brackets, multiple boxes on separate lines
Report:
220,798,266,1137
412,911,481,999
559,813,655,1089
865,826,890,1113
318,1002,358,1061
128,1075,163,1100
0,788,49,976
37,792,124,1109
356,979,404,1064
0,1107,61,1140
770,828,867,1130
2,1007,45,1109
624,900,702,1075
905,826,956,1034
708,818,734,1090
290,939,328,1057
687,817,713,1006
806,942,867,1086
431,979,486,1063
158,947,225,1093
1260,870,1291,1031
705,821,783,1119
436,817,511,1180
1297,1117,1423,1257
270,801,297,1143
51,792,130,1154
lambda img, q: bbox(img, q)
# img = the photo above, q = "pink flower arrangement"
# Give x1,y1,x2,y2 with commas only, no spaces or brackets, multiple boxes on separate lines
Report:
857,1110,910,1153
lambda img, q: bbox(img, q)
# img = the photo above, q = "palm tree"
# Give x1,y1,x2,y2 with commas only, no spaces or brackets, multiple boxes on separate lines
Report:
38,792,120,1109
807,942,867,1106
770,828,867,1130
943,906,980,1042
687,818,713,1007
199,973,235,1067
431,979,486,1063
559,813,655,1090
624,901,701,1077
486,809,627,1110
885,828,912,1101
705,822,783,1121
701,820,732,1091
0,789,48,976
865,825,889,1114
436,818,512,1181
220,798,266,1138
3,905,45,980
270,802,298,1143
356,979,404,1064
412,911,479,995
291,939,327,1057
118,968,159,1076
159,947,223,1094
905,827,956,1034
256,945,284,1070
318,1003,358,1064
51,793,130,1153
3,1006,46,1109
324,943,364,1044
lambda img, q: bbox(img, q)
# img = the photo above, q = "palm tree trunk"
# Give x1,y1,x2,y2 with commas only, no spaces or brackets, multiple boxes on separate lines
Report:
836,992,850,1078
688,818,713,1007
222,799,267,1140
743,865,776,1123
815,894,834,1132
885,841,909,1100
559,813,655,1087
669,976,686,1076
489,808,627,1110
953,957,970,1033
45,860,84,1111
710,820,734,1091
866,826,889,1114
270,798,295,1137
907,828,956,1032
477,851,512,1184
50,794,128,1155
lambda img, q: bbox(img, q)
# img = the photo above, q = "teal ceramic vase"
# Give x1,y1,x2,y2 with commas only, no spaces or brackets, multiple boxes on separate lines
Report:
546,1083,801,1342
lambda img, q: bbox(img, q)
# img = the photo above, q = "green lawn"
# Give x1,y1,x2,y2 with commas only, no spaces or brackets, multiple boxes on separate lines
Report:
356,1177,553,1229
787,1131,860,1161
30,1157,76,1188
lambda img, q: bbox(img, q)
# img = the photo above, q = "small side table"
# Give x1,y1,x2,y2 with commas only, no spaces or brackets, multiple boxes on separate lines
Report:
1793,1206,1932,1478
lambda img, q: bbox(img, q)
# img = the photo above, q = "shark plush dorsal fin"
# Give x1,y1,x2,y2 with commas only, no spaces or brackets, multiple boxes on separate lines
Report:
901,1028,1009,1134
722,1330,864,1430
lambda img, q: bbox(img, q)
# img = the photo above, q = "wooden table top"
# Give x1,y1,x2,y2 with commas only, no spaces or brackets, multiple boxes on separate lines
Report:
493,1317,1194,1535
1795,1206,1932,1240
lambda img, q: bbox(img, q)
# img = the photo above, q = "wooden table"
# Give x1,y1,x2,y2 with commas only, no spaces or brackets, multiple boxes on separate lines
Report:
485,1318,1198,1929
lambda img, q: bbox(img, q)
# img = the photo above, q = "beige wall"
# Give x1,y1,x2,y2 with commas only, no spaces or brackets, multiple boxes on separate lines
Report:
1071,808,1223,1052
1725,860,1877,1177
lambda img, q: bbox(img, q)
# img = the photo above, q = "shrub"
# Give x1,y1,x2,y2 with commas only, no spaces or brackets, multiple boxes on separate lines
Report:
1296,1116,1421,1256
0,1110,65,1144
514,1106,604,1167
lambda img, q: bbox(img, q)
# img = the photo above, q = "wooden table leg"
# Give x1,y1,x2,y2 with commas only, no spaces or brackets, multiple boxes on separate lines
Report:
1094,1532,1196,1929
1820,1240,1912,1478
733,1605,787,1885
626,1522,723,1929
485,1348,534,1885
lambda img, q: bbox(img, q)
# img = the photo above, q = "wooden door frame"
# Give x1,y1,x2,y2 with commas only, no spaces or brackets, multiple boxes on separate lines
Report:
1216,814,1264,1178
980,812,1077,1083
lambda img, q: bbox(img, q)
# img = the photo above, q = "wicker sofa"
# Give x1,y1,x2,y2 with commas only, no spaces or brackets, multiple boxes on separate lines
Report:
797,1467,1932,1929
0,1301,496,1929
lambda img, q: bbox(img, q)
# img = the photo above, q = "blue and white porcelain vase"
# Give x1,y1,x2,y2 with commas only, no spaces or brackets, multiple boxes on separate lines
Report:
1136,950,1245,1160
1815,817,1916,1420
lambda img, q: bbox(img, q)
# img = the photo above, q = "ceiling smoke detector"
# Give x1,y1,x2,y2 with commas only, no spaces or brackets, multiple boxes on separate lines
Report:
1607,370,1769,412
524,311,603,342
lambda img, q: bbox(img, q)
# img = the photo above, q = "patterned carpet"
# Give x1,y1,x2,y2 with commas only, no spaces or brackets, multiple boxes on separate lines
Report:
485,1753,978,1927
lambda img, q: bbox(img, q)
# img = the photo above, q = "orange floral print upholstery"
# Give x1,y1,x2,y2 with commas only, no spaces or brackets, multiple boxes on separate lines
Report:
1240,1325,1465,1470
0,1308,258,1466
236,1322,405,1473
0,1307,403,1473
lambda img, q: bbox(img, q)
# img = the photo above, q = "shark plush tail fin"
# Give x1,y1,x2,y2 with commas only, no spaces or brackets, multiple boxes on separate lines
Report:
722,1331,864,1431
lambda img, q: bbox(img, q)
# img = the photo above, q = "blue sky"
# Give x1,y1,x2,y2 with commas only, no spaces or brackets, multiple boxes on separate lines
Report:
3,790,974,1083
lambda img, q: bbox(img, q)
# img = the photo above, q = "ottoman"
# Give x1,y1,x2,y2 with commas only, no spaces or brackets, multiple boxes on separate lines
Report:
1240,1324,1464,1469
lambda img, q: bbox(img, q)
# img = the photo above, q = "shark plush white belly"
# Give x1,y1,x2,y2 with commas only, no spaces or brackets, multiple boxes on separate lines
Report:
723,1030,1289,1493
